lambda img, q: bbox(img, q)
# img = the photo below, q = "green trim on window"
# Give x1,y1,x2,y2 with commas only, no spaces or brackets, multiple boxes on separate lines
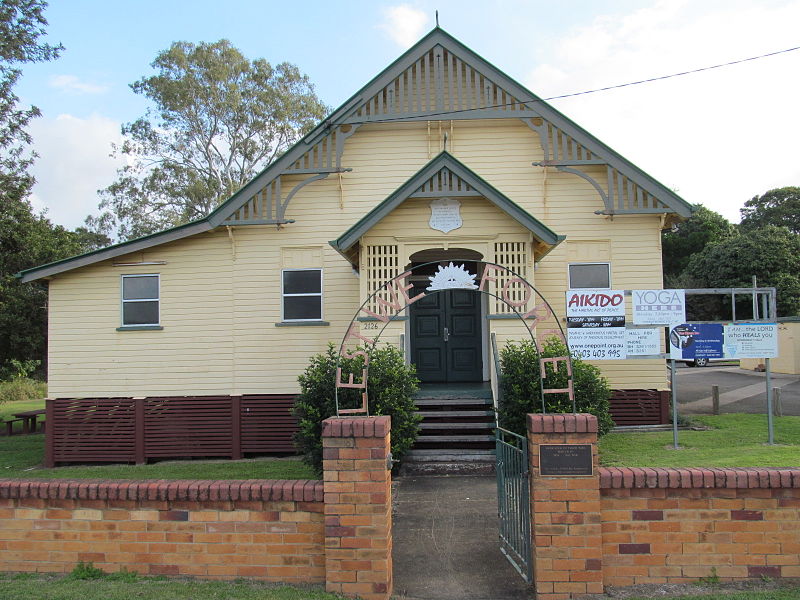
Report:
116,325,164,331
275,320,330,327
487,314,523,320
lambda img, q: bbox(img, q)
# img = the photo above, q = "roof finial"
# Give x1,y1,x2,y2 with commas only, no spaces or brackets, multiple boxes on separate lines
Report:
435,10,439,27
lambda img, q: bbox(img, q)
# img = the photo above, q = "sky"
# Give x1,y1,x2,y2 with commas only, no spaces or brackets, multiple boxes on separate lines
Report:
15,0,800,230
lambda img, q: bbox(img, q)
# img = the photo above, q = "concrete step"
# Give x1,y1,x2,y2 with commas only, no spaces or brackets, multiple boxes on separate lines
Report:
418,410,495,418
415,397,493,407
406,448,495,460
416,434,495,443
419,422,494,430
400,448,496,475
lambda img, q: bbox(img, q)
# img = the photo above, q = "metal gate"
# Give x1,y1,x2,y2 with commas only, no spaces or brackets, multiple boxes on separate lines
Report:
496,427,532,582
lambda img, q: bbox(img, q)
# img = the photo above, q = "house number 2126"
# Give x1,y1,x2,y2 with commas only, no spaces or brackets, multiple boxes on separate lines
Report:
363,322,379,330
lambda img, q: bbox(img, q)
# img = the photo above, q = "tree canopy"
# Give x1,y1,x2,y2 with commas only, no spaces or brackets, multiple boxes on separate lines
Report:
91,39,329,241
0,0,62,200
740,187,800,234
683,225,800,317
0,1,103,377
661,205,735,286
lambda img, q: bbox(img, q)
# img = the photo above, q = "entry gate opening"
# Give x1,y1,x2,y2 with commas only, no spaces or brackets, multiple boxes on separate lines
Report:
335,259,574,584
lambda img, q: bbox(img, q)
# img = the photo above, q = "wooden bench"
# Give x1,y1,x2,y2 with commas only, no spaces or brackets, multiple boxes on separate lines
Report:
4,419,24,436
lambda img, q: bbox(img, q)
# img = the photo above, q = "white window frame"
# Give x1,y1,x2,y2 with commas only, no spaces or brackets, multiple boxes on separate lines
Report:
567,262,612,290
281,268,323,322
120,274,160,327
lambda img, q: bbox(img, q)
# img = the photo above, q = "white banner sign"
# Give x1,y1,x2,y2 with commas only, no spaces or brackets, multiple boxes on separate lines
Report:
626,328,661,356
632,289,686,325
568,327,627,360
723,323,779,358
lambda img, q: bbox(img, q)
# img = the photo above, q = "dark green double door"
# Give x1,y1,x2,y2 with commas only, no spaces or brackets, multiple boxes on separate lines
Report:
410,288,483,383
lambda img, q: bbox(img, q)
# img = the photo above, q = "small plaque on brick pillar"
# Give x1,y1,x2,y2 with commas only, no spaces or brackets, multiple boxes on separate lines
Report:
539,444,593,476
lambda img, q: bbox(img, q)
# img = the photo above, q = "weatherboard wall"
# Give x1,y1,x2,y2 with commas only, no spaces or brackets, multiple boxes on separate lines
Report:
46,119,667,397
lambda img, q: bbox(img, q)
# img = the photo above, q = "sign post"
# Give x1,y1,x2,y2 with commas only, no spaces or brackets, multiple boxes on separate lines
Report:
670,359,679,449
766,358,774,445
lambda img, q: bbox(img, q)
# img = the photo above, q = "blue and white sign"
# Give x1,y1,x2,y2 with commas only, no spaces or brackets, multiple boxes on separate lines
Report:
723,323,778,358
669,323,724,361
670,322,779,360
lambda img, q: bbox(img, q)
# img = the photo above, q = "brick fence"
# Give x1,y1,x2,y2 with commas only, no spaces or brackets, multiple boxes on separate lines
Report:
529,413,800,600
0,415,392,600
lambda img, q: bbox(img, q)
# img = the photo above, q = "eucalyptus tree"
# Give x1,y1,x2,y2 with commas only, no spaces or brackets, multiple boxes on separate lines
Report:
91,40,329,241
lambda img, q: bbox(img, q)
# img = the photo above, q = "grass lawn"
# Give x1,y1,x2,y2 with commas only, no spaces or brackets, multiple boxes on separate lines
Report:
0,573,343,599
0,398,45,432
0,432,315,479
600,414,800,467
624,589,800,600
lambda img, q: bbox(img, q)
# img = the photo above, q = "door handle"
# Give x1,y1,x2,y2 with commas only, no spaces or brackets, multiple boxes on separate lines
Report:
443,327,449,342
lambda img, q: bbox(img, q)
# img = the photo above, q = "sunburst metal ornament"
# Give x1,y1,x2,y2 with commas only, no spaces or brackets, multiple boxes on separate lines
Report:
426,262,478,291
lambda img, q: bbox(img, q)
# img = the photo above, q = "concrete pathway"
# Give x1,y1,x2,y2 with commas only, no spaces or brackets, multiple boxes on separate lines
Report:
392,475,530,600
676,365,800,415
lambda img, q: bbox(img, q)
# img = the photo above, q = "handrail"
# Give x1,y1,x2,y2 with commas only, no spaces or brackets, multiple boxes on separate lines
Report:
490,332,502,420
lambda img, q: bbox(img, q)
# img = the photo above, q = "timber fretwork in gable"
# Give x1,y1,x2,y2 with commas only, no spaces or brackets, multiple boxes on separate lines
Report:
222,125,360,225
524,119,672,216
412,166,481,198
344,46,537,123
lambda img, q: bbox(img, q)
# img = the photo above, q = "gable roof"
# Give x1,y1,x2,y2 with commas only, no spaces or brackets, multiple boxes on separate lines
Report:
18,26,691,283
330,151,565,261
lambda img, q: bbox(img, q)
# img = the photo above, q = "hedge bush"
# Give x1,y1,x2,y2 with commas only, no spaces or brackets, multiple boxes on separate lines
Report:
497,338,614,436
292,344,421,474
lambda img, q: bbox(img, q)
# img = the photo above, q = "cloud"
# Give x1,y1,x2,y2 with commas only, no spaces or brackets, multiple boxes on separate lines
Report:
49,74,109,95
379,4,429,48
524,0,800,222
28,113,123,229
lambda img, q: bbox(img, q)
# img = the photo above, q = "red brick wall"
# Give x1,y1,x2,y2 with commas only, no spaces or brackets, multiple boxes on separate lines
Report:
0,479,325,581
322,416,392,600
529,414,800,599
600,467,800,586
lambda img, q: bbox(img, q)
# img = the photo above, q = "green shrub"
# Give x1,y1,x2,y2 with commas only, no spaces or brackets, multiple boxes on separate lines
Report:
293,343,421,474
0,377,47,404
0,359,41,381
498,338,614,436
68,561,106,580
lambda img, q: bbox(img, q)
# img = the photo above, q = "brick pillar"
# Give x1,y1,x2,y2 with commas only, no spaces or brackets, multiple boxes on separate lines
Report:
528,413,603,600
322,416,392,600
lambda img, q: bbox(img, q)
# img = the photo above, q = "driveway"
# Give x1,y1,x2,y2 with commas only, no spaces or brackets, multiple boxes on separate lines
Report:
675,364,800,416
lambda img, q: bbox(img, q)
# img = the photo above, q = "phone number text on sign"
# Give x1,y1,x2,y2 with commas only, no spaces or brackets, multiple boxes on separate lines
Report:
567,327,627,360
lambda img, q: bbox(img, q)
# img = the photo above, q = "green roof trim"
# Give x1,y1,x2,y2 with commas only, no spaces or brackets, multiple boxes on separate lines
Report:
16,219,213,283
330,151,565,259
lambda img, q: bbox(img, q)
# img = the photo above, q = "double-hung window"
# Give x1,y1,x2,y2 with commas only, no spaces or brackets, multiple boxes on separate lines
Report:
568,263,611,289
282,269,323,321
121,274,160,326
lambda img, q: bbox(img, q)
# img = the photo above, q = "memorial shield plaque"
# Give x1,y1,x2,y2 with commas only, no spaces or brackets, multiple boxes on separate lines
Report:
429,197,462,233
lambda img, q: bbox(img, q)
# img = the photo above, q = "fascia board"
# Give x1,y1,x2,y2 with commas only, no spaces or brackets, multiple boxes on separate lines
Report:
17,221,213,282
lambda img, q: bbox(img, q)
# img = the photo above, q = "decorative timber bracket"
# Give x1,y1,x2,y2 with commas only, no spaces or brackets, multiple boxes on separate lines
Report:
222,124,360,226
522,118,675,216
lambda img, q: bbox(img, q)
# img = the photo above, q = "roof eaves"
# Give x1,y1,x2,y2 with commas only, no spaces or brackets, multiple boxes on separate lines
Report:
17,219,213,283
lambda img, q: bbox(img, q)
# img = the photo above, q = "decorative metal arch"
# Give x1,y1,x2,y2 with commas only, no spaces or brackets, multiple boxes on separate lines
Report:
333,259,575,417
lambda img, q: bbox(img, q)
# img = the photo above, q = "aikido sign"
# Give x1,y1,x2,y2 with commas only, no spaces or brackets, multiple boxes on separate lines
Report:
334,260,575,416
